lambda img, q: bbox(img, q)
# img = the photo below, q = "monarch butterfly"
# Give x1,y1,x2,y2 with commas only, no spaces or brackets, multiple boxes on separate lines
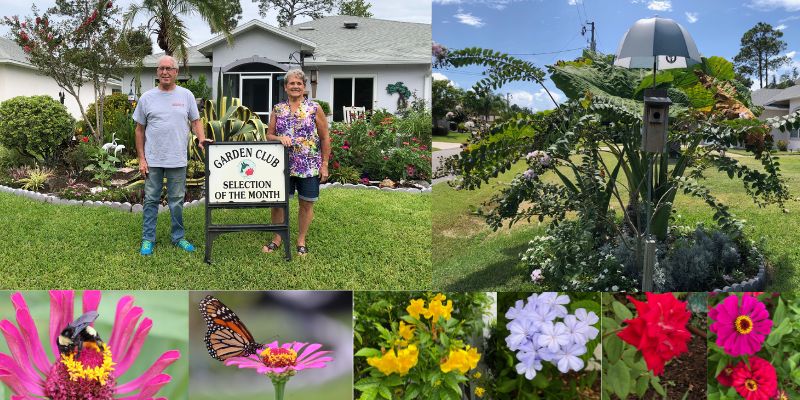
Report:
199,295,264,361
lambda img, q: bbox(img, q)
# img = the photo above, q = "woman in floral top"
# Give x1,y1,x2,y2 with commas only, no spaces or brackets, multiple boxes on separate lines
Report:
264,69,331,256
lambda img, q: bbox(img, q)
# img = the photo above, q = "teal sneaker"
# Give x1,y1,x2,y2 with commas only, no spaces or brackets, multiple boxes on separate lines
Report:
175,239,195,252
140,240,154,256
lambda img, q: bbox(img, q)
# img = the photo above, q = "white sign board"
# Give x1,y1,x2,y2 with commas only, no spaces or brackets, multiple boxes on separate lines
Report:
207,143,286,204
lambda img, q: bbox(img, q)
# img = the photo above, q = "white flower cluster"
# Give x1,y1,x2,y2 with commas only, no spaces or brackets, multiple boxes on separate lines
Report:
505,292,599,379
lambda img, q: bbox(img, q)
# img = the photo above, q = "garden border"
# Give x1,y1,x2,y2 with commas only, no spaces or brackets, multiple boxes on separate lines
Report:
0,182,431,213
712,261,767,292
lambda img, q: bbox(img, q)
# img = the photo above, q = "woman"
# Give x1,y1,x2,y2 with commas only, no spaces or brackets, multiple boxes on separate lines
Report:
263,69,331,256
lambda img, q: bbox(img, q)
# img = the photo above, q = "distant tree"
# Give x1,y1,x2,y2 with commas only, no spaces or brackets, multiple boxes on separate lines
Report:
768,66,798,89
339,0,373,18
432,79,461,120
734,22,790,88
252,0,336,27
218,0,243,32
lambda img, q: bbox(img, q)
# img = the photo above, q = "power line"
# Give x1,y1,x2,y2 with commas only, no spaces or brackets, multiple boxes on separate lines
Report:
508,47,585,56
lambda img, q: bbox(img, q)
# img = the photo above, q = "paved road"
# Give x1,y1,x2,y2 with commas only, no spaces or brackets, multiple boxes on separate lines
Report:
432,142,463,185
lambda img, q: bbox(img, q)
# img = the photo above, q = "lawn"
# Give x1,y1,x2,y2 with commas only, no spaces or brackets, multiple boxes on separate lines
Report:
433,151,800,292
432,131,471,144
0,188,431,290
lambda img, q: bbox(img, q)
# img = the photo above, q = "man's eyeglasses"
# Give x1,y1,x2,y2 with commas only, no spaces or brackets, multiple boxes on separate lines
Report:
157,67,177,72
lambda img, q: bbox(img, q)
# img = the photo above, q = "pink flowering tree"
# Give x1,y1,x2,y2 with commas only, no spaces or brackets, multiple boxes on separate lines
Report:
707,293,797,400
2,0,143,141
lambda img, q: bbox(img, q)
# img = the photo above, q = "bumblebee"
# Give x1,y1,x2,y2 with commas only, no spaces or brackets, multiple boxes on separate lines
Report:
57,311,106,357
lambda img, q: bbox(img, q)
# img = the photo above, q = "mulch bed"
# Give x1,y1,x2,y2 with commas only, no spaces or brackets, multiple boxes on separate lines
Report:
630,334,707,400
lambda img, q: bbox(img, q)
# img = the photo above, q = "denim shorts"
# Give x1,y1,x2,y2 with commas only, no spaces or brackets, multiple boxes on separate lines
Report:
289,175,320,202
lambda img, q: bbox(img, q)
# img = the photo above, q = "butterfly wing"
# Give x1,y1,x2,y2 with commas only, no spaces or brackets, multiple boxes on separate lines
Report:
199,295,262,361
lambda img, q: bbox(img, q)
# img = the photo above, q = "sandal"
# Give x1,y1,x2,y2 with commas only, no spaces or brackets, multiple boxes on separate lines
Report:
262,241,281,253
297,245,308,256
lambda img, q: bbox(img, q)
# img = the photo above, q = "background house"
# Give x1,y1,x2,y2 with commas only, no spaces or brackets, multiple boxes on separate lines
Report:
753,85,800,150
122,16,431,123
0,37,118,118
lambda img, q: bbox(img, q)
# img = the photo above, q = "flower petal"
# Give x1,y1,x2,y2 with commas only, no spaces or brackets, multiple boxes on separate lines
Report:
130,373,171,400
116,350,180,394
13,304,51,374
48,291,74,358
108,296,135,353
0,355,45,396
0,321,41,385
81,290,102,314
114,317,152,377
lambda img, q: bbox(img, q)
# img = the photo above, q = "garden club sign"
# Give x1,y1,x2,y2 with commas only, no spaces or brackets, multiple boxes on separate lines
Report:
204,142,291,262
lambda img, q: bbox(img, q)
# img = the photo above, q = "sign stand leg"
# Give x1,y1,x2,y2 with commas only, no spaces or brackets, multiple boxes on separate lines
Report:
282,204,291,261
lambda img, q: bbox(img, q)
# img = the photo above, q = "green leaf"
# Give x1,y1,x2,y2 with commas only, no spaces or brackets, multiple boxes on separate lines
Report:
496,377,518,393
767,318,793,346
403,385,420,400
612,301,633,321
703,56,735,81
607,361,631,399
651,376,666,396
378,384,392,399
602,316,619,330
604,335,622,362
635,375,650,397
355,348,382,357
774,297,786,327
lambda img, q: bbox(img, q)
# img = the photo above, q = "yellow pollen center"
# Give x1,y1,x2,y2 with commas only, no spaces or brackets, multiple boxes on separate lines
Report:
745,379,758,392
735,315,754,334
60,346,115,385
260,347,297,368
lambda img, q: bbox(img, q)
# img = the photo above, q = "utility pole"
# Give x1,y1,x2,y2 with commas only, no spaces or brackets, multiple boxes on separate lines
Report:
582,21,596,52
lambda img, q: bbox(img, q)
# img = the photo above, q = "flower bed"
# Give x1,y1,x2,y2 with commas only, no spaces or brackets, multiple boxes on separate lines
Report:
329,110,432,185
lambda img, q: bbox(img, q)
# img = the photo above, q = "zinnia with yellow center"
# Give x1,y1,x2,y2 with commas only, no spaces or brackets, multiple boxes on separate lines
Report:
709,294,773,357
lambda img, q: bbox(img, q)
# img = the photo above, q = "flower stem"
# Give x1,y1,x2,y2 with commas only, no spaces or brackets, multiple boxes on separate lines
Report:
272,380,286,400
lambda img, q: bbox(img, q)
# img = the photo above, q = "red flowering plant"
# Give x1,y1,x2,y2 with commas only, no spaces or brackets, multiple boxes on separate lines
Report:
327,108,431,184
707,293,797,399
601,292,707,399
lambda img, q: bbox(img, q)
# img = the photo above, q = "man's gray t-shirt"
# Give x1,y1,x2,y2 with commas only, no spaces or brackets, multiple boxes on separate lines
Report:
132,86,199,168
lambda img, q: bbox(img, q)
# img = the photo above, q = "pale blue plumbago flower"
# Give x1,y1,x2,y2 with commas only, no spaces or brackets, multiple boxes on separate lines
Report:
506,318,538,351
538,321,570,352
504,292,599,380
523,169,537,181
515,349,543,380
552,342,586,373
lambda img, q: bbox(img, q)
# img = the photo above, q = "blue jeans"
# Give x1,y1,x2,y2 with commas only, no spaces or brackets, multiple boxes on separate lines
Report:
142,166,186,244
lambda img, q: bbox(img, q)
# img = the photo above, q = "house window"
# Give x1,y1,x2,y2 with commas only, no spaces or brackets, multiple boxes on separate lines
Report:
791,129,800,139
332,77,374,122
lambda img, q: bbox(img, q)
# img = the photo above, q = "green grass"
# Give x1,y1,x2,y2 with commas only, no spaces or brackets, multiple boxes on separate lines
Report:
0,188,431,290
432,131,471,144
433,152,800,292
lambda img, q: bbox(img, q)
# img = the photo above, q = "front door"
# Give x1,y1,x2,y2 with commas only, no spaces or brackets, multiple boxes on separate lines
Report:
241,75,272,123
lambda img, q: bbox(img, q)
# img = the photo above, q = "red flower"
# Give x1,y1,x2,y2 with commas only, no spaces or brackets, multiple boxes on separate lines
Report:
81,136,89,143
402,141,409,146
333,161,340,169
23,45,31,53
617,292,691,376
717,364,736,387
359,177,370,185
106,1,113,8
341,141,350,150
731,356,777,400
405,165,416,176
245,168,254,176
419,145,428,151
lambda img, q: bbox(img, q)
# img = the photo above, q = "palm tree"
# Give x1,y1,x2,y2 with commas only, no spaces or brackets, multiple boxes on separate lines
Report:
124,0,237,64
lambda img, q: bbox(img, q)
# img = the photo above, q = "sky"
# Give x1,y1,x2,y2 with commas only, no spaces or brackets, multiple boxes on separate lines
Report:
0,0,431,46
433,0,800,112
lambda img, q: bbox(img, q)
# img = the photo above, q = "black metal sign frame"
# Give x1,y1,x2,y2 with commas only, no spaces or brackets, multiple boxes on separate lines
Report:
204,141,291,263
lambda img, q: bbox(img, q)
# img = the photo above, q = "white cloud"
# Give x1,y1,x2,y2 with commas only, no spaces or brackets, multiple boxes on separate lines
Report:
749,0,800,11
685,12,698,23
433,0,464,4
648,1,673,11
455,12,485,27
509,89,563,112
786,50,797,59
776,24,788,30
779,15,800,23
568,0,582,5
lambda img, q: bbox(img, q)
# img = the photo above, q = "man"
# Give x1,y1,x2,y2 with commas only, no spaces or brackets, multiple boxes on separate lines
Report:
133,55,208,255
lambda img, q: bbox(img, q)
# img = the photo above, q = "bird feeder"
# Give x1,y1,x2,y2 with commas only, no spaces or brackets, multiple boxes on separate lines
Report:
641,88,672,153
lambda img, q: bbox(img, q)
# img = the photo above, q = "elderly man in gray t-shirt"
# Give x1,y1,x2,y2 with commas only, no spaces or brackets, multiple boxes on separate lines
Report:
133,55,209,255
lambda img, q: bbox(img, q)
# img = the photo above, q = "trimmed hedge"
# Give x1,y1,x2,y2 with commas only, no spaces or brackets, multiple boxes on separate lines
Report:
0,95,74,163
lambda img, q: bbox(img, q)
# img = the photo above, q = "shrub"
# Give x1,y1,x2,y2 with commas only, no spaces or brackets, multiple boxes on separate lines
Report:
63,142,99,174
0,95,74,163
329,164,360,184
777,139,789,151
314,99,331,115
0,145,34,169
178,75,212,100
80,93,136,153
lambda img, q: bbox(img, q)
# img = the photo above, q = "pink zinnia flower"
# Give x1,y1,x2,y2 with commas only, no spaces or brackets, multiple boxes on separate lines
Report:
225,341,332,400
709,294,772,357
0,291,180,399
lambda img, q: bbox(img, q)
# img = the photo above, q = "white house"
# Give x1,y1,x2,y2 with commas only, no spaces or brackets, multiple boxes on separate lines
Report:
122,16,431,123
0,37,119,118
753,85,800,150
